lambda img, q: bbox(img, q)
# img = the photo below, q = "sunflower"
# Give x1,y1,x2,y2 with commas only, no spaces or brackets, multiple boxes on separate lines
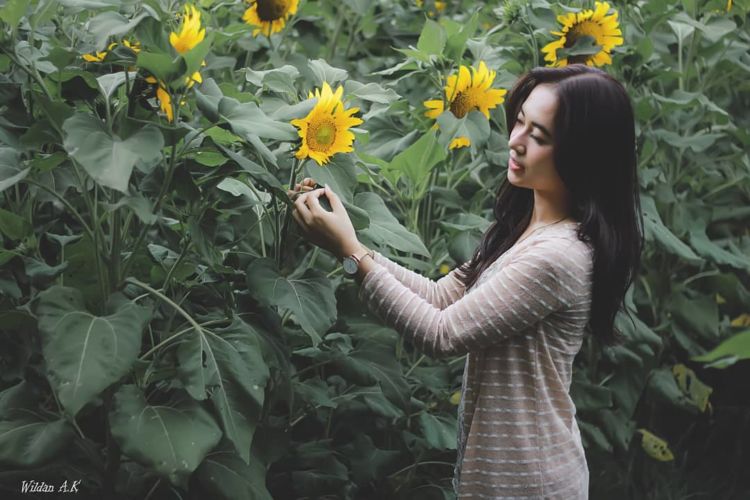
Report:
169,4,205,54
290,83,363,166
82,42,117,62
541,1,623,68
145,76,175,123
423,61,507,150
82,40,140,65
242,0,299,38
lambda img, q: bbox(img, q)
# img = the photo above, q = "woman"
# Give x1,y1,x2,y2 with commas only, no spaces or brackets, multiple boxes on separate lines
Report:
287,64,643,499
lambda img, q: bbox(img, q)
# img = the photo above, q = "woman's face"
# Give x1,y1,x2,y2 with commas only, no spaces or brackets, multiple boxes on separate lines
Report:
507,84,567,194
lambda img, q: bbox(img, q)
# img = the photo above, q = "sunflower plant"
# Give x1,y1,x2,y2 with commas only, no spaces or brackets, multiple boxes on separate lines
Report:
541,1,624,67
0,0,748,499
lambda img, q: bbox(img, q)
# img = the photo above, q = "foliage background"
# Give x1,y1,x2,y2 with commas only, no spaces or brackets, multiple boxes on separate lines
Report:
0,0,749,499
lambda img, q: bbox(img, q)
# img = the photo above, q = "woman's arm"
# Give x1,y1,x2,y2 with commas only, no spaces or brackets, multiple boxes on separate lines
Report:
356,239,590,359
347,243,467,310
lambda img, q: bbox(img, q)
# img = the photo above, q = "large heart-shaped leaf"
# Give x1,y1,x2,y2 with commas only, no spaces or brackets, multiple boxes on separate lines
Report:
246,259,336,346
218,97,297,142
195,449,273,500
389,129,446,194
176,318,270,464
109,384,222,486
34,286,151,416
63,113,164,193
355,192,430,257
0,147,28,193
0,418,75,467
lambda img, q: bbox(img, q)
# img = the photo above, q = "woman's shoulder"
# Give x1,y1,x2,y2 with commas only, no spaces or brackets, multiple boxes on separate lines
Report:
527,223,594,271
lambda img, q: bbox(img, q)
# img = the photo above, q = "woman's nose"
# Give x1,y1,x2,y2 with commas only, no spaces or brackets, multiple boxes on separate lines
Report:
508,130,525,155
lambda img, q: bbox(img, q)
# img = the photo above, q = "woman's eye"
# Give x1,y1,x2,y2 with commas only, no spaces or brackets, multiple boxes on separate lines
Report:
531,135,544,144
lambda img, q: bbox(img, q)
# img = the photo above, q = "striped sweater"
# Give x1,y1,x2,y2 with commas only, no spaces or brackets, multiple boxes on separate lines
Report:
357,221,594,499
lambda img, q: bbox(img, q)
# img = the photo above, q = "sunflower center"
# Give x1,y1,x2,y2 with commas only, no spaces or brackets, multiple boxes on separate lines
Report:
449,91,477,118
564,21,605,63
256,0,289,21
308,117,338,151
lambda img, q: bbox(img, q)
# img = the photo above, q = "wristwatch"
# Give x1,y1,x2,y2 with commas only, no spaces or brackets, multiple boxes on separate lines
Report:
342,247,374,276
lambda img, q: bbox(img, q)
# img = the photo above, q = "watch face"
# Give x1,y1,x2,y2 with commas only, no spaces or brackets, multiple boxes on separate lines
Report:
343,257,358,275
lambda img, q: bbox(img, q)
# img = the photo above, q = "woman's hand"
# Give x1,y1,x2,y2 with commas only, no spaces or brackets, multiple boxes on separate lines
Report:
288,180,360,259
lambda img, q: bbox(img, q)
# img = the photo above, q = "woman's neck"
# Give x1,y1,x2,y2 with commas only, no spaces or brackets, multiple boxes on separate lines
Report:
529,188,574,226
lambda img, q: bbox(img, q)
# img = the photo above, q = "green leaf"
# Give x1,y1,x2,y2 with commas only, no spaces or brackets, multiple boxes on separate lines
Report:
355,192,430,257
345,81,400,104
109,194,158,225
444,13,479,61
245,65,300,96
689,229,750,272
390,129,447,198
641,195,702,263
0,207,31,240
653,129,722,152
417,19,447,56
579,420,612,452
176,319,270,464
0,0,27,28
307,59,348,86
571,379,614,411
246,259,337,346
195,450,273,500
136,50,185,85
670,293,718,340
339,434,400,483
0,419,75,467
436,110,491,154
218,97,297,141
217,145,284,193
33,286,152,416
109,384,222,486
0,147,28,193
646,368,697,413
692,330,750,369
96,71,136,100
88,11,153,50
333,320,411,413
418,412,456,450
195,78,224,123
63,113,164,193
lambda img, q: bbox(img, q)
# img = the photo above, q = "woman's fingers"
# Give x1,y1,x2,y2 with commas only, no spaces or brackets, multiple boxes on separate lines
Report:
304,189,329,217
324,185,344,213
294,194,313,224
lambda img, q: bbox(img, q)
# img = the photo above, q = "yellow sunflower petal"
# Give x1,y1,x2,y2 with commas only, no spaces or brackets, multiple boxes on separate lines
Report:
170,5,206,54
242,0,299,38
291,82,362,165
449,137,471,149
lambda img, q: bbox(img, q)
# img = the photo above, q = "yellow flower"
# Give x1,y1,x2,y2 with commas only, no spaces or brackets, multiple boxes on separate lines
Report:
423,61,507,149
82,42,117,62
415,0,446,17
145,76,175,123
170,4,206,54
727,0,732,11
731,313,750,327
439,263,451,275
291,82,363,166
449,389,461,405
541,1,623,68
242,0,299,38
122,39,141,54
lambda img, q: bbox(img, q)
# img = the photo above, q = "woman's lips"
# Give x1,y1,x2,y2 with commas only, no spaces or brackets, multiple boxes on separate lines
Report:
509,157,524,171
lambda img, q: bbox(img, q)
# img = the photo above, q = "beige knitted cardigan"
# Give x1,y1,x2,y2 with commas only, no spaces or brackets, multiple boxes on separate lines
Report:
358,221,594,499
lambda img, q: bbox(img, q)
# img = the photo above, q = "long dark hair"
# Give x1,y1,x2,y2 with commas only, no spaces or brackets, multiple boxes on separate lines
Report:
457,64,644,345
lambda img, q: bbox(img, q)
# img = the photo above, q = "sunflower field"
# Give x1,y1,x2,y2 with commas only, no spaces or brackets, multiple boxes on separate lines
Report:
0,0,749,498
